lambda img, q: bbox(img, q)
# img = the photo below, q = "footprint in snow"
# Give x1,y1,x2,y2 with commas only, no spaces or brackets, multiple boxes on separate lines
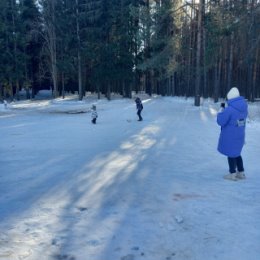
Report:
121,254,135,260
77,207,88,212
53,254,76,260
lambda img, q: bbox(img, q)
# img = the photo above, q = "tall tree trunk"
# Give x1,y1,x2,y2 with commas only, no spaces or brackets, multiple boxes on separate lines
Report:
213,54,222,102
213,61,219,102
125,80,132,99
106,83,111,100
172,73,176,96
252,47,259,101
62,72,65,99
11,0,18,101
194,0,204,106
47,0,58,98
97,83,101,99
247,0,258,101
15,80,20,100
0,85,3,101
186,0,195,97
76,0,83,100
227,33,234,90
145,71,152,96
145,0,152,96
223,40,228,97
202,18,207,98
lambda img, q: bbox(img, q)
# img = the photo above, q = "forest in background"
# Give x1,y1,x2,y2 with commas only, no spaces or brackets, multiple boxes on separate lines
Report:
0,0,259,105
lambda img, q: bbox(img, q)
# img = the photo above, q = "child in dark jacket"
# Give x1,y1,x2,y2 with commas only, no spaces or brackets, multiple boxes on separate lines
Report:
135,97,143,121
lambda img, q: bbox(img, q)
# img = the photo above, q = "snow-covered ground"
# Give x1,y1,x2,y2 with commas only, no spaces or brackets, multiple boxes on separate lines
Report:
0,94,260,260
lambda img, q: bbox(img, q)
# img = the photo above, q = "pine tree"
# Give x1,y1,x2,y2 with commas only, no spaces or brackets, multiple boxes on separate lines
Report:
20,0,41,99
39,0,59,98
0,0,26,100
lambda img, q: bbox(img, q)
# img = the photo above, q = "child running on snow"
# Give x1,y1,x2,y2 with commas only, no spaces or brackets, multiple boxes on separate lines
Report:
91,105,98,124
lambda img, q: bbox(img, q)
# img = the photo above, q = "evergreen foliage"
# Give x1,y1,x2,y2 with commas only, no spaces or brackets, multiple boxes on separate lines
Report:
0,0,260,102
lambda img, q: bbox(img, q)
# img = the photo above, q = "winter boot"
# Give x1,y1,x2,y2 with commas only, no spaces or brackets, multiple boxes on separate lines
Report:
236,171,246,180
223,173,238,181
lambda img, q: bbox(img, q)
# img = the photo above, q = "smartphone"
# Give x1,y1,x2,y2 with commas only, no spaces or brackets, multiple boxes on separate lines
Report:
221,102,225,108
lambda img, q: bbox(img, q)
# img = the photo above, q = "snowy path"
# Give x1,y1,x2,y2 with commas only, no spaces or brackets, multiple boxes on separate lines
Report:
0,97,260,260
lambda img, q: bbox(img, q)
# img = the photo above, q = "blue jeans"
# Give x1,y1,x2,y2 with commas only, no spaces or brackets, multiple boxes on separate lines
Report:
228,156,244,173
